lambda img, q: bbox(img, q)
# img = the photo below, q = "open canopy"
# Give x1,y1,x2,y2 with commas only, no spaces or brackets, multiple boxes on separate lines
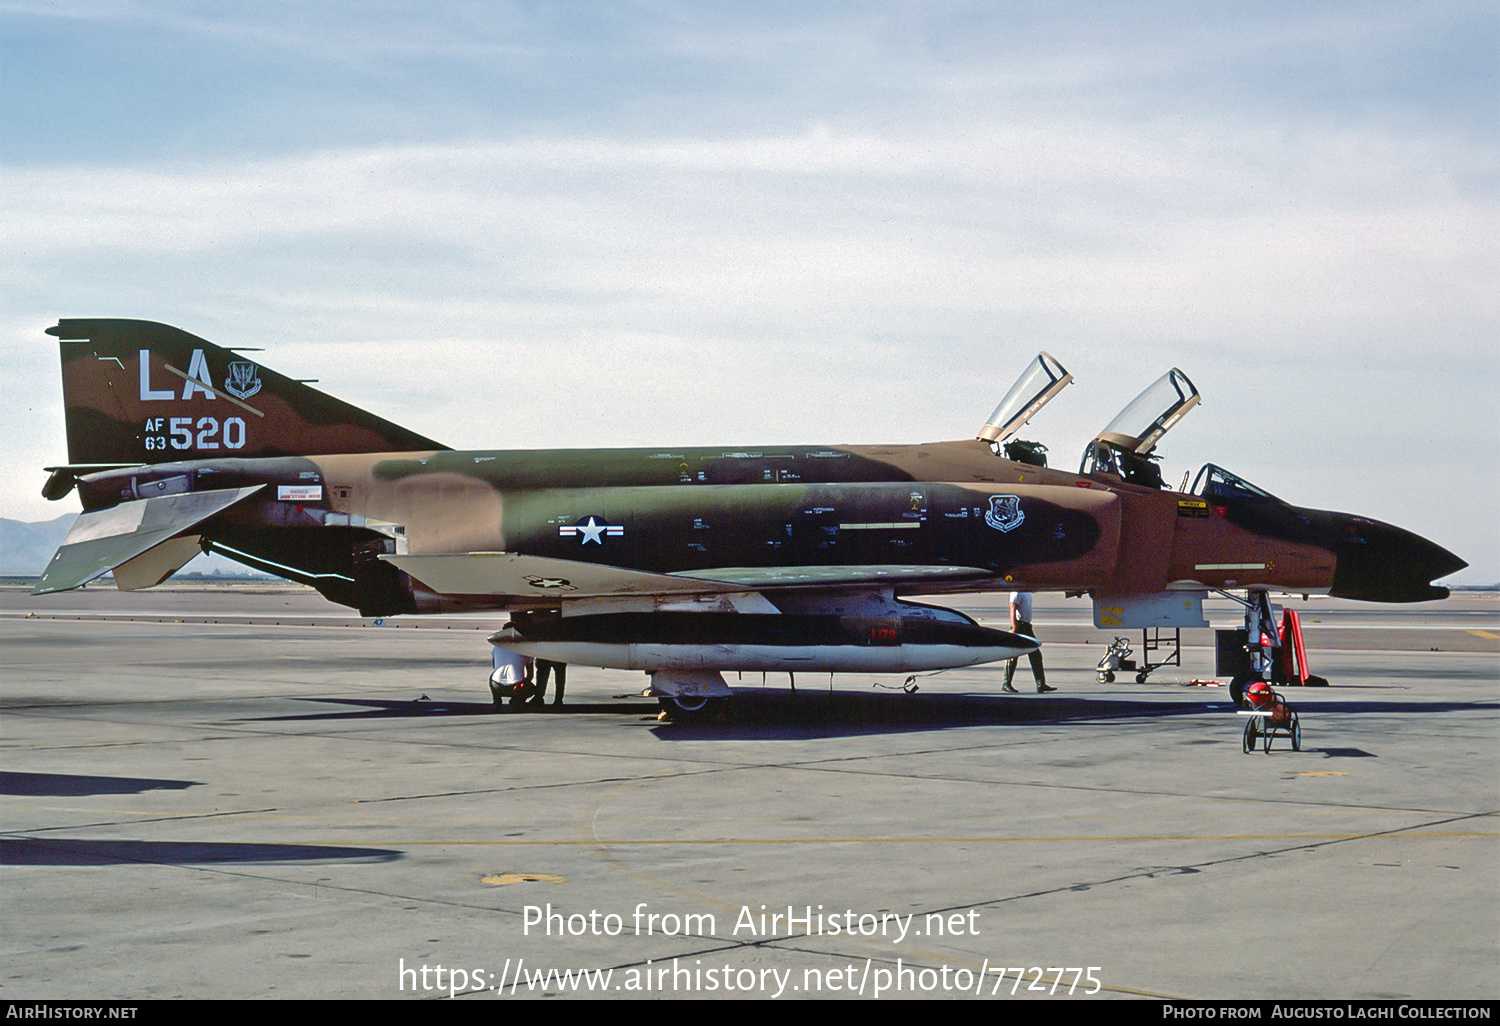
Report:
1094,368,1199,455
976,352,1073,445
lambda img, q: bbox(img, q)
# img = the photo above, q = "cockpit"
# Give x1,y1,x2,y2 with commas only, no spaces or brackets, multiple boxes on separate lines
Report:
1079,368,1200,489
1191,463,1281,502
975,352,1073,468
981,358,1260,497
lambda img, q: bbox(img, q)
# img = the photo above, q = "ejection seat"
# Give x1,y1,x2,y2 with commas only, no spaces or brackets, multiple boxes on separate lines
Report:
975,352,1074,466
1079,368,1200,489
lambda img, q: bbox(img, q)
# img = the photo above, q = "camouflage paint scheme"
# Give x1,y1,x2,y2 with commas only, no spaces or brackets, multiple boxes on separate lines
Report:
35,320,1464,680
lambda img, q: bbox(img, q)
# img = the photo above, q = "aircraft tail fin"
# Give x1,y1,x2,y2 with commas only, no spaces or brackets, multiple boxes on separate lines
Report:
47,319,448,468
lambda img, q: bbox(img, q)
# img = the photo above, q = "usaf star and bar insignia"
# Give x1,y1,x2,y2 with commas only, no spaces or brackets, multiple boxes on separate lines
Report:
559,516,624,545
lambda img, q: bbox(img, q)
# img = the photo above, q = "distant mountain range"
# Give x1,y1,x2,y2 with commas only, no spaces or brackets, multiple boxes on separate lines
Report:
0,513,269,578
0,514,76,575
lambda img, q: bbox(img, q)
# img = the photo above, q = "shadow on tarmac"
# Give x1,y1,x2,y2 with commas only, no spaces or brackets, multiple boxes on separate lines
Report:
0,837,403,867
253,690,1226,735
0,771,198,797
230,690,1500,740
648,691,1221,739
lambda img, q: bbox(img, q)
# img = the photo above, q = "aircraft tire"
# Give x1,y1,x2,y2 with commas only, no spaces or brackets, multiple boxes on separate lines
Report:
1291,713,1301,752
1098,671,1114,683
1229,674,1253,708
657,695,718,722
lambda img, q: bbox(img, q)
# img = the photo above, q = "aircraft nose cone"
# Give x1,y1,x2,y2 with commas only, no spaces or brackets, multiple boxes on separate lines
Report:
1329,518,1466,602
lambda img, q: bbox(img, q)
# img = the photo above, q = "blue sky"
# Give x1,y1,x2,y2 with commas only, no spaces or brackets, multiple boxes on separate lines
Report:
3,1,1496,582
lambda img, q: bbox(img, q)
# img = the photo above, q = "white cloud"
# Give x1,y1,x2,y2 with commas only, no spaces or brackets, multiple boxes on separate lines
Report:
8,121,1491,375
3,3,1494,579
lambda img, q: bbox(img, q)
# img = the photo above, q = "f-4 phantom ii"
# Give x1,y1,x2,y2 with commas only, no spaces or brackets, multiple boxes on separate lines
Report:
35,320,1465,715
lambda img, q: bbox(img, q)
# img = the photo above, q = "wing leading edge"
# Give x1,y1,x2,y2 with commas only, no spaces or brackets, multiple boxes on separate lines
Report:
382,552,995,602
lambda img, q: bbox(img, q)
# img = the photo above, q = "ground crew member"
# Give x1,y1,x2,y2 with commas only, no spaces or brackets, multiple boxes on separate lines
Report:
1002,591,1054,693
534,659,566,709
489,644,534,711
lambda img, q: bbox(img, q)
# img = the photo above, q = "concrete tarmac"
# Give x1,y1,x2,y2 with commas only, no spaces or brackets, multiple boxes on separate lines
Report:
2,586,1496,1000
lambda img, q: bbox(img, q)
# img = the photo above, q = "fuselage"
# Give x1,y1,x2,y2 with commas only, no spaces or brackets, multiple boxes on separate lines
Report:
67,438,1459,616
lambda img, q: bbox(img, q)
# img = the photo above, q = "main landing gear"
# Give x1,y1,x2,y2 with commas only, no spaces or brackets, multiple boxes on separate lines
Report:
648,668,732,723
656,695,724,722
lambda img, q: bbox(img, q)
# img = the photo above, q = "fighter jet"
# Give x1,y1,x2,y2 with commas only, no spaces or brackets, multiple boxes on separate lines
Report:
34,320,1465,715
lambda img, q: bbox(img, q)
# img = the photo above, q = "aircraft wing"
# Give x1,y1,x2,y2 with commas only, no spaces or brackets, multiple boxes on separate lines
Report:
32,486,265,595
383,552,992,601
383,552,744,599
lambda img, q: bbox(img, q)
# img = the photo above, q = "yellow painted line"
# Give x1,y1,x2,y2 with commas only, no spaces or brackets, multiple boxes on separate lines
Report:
1468,630,1500,640
399,832,1498,846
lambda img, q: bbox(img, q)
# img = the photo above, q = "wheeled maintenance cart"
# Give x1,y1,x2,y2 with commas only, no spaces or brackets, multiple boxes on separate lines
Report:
1239,681,1301,753
1095,627,1183,683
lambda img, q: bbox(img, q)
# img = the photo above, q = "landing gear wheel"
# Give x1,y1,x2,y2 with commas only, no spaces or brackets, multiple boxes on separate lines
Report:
657,695,717,722
1291,712,1301,752
1229,674,1253,708
1242,717,1258,754
1098,671,1115,683
1135,671,1149,684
